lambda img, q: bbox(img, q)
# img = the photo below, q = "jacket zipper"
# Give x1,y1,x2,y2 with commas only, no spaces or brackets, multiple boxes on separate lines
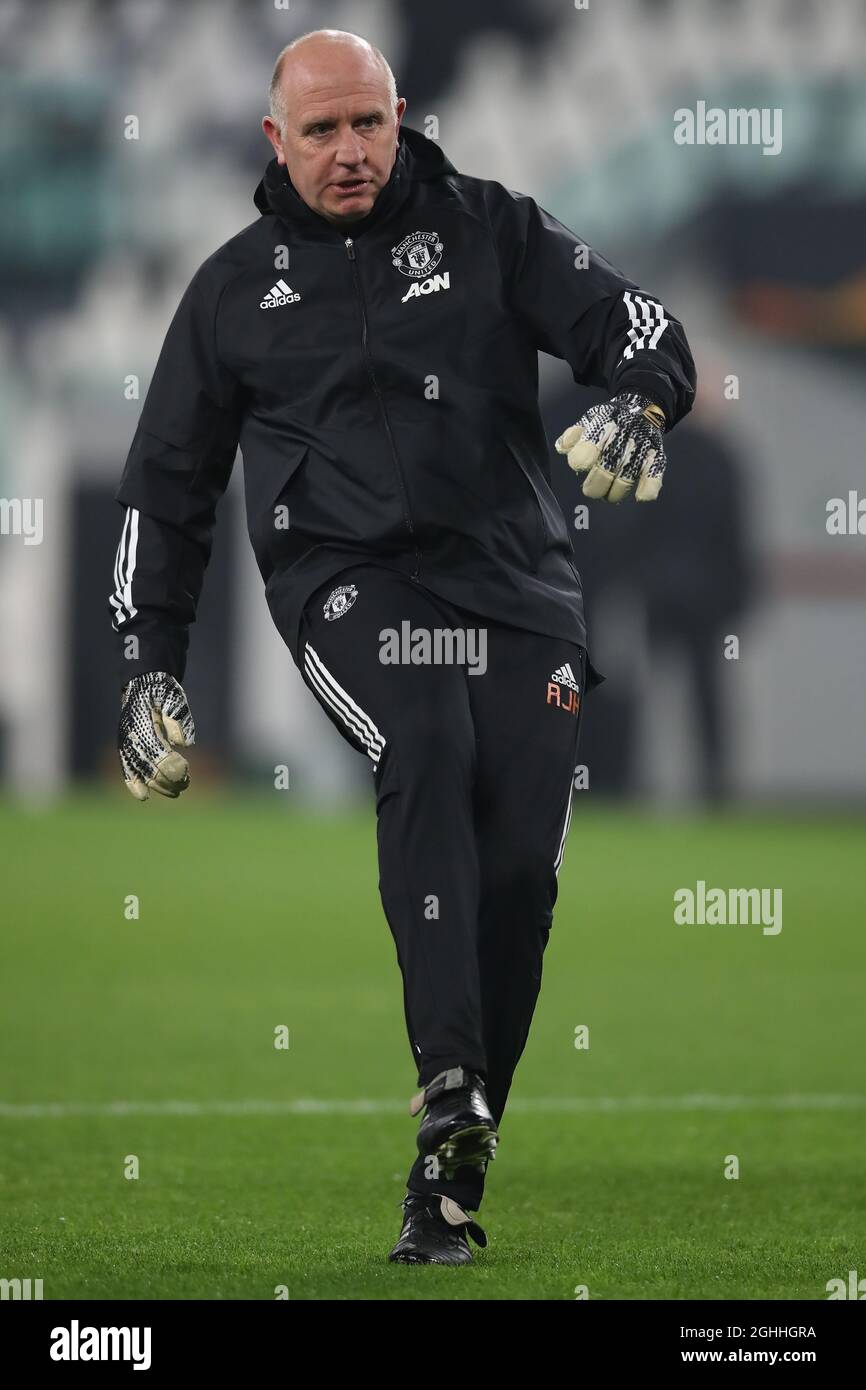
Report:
345,237,422,579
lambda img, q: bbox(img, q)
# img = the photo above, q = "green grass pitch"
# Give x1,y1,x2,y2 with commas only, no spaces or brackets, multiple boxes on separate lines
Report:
1,793,864,1300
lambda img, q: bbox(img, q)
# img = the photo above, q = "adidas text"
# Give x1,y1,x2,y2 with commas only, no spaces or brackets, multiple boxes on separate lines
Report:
261,279,301,309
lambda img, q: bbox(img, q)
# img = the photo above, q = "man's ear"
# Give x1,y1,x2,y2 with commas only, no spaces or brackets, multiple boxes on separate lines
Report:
261,116,286,164
395,96,407,136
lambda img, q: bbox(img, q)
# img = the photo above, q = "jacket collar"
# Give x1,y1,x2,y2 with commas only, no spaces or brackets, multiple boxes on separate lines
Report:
253,125,456,243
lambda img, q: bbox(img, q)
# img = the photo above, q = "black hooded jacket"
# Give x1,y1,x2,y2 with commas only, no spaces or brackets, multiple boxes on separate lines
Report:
110,125,696,686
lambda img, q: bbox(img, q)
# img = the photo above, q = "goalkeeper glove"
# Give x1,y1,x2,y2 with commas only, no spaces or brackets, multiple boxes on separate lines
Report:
118,672,195,801
555,391,667,502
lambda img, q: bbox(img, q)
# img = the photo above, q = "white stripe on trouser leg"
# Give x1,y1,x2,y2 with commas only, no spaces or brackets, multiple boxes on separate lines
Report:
553,772,576,877
304,657,380,762
303,643,386,766
304,647,385,765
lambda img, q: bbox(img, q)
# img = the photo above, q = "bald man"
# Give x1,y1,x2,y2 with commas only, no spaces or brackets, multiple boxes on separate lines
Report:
110,29,696,1265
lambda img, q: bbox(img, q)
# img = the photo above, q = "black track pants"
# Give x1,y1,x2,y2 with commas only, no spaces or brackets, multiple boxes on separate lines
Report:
291,563,587,1210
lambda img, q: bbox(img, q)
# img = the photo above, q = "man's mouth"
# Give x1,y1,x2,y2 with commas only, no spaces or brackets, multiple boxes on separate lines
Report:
332,178,370,197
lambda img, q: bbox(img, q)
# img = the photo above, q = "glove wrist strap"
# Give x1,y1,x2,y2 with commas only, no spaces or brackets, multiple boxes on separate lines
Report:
640,401,667,431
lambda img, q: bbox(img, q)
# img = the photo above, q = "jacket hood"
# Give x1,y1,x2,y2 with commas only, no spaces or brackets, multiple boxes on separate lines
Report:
253,125,457,237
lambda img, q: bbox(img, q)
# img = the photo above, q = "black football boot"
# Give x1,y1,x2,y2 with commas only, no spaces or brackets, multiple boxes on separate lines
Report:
388,1192,488,1265
410,1065,498,1180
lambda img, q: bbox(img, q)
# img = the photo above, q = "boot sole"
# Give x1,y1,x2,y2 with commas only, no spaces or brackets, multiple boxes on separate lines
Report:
432,1123,498,1179
388,1248,473,1266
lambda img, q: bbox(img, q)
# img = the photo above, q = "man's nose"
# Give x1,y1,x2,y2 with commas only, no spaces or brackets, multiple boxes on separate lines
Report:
334,129,366,166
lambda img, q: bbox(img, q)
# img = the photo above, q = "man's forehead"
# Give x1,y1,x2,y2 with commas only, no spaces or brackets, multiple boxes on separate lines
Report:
282,57,389,113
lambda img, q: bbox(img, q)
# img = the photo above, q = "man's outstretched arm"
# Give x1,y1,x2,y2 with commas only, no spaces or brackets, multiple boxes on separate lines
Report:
488,184,697,500
109,262,242,797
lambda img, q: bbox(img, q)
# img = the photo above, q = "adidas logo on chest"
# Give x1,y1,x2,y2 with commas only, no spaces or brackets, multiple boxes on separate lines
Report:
260,278,301,309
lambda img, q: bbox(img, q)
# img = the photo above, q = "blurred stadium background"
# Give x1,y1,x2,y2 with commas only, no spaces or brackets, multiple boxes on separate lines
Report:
1,0,865,1301
1,0,864,806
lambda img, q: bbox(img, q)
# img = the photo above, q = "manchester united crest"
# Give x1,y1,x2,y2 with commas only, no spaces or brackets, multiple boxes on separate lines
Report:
323,584,358,621
391,231,444,279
